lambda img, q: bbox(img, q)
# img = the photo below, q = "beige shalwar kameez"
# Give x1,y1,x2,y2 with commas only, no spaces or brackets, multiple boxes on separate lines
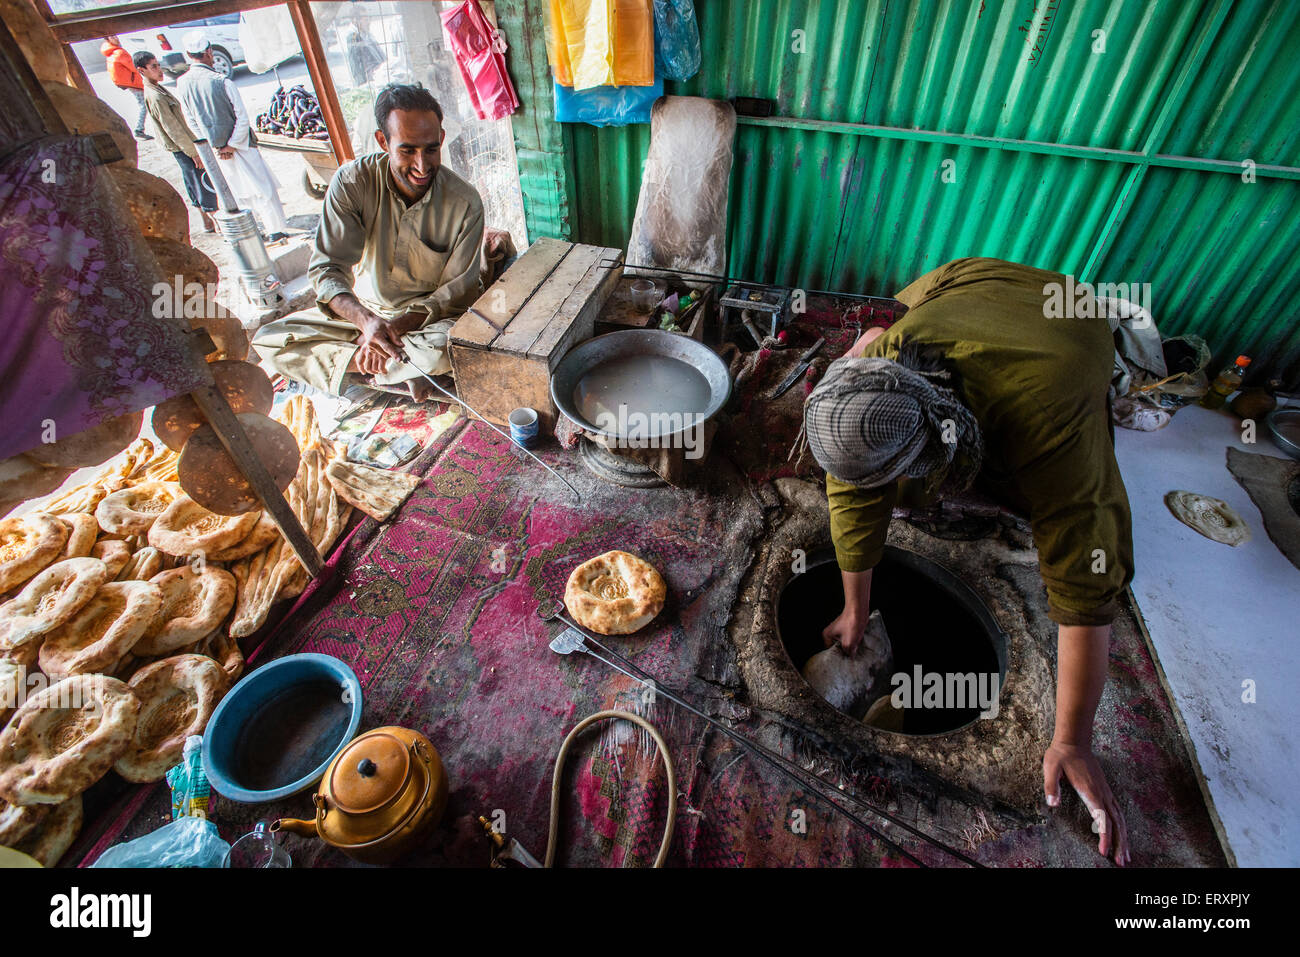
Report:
252,152,485,394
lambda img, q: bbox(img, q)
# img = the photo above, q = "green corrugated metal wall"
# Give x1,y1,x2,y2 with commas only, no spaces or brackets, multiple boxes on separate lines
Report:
504,0,1300,383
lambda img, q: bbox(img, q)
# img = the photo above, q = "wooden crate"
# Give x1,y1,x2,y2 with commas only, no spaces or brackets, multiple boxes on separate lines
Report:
449,238,622,431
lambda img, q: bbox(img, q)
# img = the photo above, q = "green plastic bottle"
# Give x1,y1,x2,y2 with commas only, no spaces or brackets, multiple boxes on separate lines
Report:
1200,355,1251,409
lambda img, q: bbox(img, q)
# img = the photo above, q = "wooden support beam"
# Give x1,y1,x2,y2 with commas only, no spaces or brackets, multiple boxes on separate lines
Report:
286,0,353,170
29,0,93,92
189,382,323,577
47,0,282,44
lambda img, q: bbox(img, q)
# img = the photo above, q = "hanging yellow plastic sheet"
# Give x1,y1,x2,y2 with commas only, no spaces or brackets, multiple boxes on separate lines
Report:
545,0,653,90
544,0,574,87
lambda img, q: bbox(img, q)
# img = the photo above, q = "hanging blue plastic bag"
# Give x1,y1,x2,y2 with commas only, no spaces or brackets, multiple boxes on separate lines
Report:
554,76,663,127
653,0,700,81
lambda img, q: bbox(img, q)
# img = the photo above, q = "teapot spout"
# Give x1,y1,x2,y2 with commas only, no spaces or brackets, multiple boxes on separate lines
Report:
275,817,320,839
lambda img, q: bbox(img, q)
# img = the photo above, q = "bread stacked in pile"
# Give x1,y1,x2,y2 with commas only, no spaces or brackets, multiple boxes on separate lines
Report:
0,397,377,864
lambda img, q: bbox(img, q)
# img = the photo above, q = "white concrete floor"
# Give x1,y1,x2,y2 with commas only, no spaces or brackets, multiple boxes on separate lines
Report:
1114,403,1300,867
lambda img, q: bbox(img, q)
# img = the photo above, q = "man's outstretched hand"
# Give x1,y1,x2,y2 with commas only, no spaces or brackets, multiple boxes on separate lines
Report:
1044,741,1131,866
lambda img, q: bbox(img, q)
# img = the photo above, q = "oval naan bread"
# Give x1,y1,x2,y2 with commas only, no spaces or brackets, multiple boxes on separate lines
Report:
147,495,259,557
38,580,162,677
95,482,180,537
0,557,110,654
114,655,228,782
0,514,70,593
134,565,236,657
0,675,139,805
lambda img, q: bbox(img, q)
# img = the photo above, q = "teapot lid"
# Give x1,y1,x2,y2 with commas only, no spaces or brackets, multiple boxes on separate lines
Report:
327,730,410,814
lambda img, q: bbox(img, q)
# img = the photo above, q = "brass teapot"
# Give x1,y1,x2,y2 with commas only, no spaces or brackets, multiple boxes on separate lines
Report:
276,726,448,865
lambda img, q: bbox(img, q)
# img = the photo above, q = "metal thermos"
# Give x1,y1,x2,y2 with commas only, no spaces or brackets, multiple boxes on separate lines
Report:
193,138,284,311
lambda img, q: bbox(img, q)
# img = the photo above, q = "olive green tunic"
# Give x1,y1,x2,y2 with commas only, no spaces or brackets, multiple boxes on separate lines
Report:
826,257,1134,626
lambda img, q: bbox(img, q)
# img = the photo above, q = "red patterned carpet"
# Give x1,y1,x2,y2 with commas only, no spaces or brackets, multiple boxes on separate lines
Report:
71,301,1225,868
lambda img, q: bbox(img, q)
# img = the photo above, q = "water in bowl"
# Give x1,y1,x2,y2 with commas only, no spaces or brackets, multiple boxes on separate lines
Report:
231,679,353,792
573,354,711,436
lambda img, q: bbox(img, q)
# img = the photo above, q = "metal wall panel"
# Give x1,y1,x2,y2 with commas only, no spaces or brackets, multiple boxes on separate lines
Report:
510,0,1300,381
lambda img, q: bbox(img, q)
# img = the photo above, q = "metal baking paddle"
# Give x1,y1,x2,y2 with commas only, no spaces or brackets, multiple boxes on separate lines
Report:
387,353,581,502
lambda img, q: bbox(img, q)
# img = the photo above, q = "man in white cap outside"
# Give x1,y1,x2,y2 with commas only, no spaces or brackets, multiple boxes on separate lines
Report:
175,30,290,241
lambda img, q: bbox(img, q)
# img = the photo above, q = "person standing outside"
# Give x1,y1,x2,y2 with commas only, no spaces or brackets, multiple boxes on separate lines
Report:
175,31,290,242
133,51,218,233
100,35,150,140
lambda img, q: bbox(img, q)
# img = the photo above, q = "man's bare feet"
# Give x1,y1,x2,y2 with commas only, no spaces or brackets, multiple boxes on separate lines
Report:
406,379,435,402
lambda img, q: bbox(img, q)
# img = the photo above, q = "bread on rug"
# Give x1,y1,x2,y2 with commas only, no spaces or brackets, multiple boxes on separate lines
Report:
563,550,666,635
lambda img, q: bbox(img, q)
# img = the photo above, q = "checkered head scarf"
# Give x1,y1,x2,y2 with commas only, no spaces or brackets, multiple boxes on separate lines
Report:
803,354,983,490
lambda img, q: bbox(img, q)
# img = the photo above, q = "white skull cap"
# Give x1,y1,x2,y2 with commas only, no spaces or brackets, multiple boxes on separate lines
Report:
181,31,210,55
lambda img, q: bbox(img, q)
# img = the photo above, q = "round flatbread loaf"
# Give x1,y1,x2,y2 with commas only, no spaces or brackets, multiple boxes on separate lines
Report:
0,794,49,845
89,539,131,579
0,675,139,804
191,298,249,362
24,411,143,470
108,164,188,242
0,557,110,653
56,513,99,560
134,565,236,657
204,511,278,562
144,236,218,289
147,495,260,556
563,550,667,635
114,655,228,782
94,482,180,536
41,82,136,168
114,546,165,582
14,794,82,867
177,415,299,516
38,580,163,677
152,361,273,453
0,514,71,594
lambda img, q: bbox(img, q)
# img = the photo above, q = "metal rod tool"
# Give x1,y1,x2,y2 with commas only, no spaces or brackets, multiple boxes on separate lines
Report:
542,607,983,867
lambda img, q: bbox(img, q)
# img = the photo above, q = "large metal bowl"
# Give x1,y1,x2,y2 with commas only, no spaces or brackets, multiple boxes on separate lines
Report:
1267,407,1300,460
550,330,732,441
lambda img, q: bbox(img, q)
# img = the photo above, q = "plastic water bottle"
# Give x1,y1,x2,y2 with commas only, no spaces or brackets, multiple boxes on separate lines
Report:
1200,355,1251,410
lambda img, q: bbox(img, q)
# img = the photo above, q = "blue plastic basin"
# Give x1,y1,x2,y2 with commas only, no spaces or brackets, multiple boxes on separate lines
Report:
203,653,363,804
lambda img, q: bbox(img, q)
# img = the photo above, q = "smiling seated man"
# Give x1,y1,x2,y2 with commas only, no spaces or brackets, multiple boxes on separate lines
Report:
803,257,1134,866
252,83,484,401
